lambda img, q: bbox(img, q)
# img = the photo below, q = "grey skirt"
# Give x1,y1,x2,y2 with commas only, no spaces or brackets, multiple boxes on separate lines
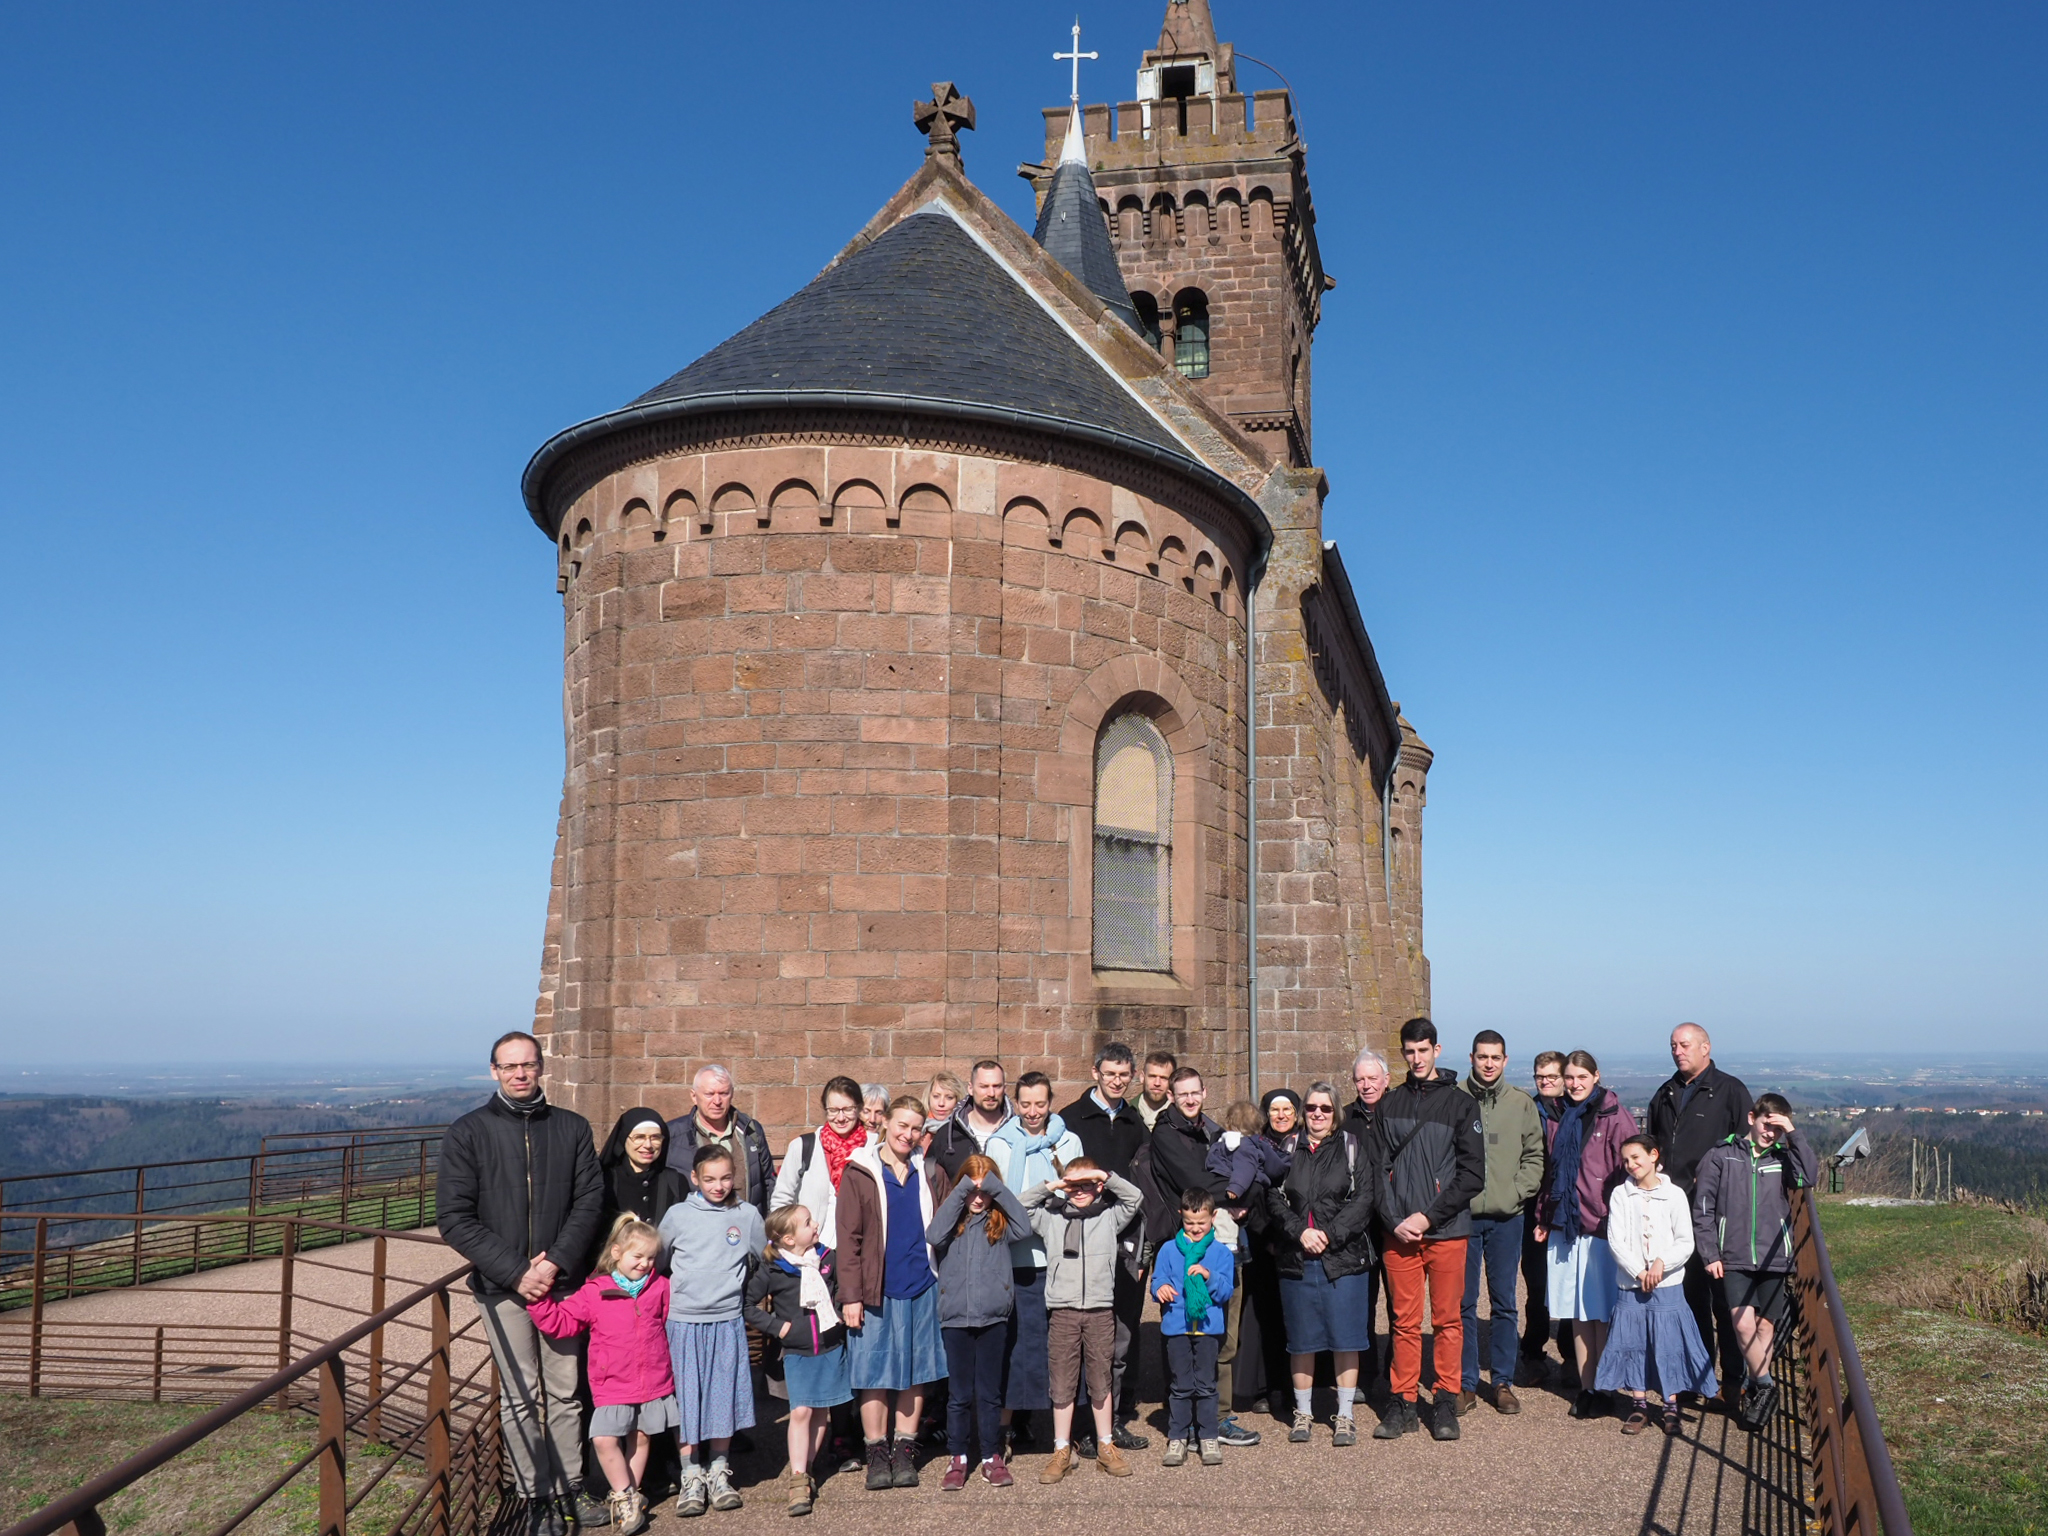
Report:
589,1395,680,1438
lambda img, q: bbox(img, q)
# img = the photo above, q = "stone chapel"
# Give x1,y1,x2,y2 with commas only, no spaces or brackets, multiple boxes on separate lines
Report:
519,0,1433,1143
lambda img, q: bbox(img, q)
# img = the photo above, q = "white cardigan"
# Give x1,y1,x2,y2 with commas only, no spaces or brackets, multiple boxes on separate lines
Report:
770,1130,844,1248
1605,1176,1695,1289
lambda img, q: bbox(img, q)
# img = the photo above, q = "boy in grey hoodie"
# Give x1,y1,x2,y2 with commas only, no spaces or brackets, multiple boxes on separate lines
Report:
656,1145,768,1514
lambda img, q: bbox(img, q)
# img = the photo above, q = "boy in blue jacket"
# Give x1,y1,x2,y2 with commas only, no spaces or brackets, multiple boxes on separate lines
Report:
1151,1188,1237,1467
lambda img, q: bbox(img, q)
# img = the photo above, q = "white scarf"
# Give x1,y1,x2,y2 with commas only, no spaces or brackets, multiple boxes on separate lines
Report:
780,1245,841,1325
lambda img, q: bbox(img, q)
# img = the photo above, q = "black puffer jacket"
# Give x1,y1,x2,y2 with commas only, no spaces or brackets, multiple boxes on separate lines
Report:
1647,1064,1755,1193
1373,1068,1486,1241
1263,1130,1382,1280
438,1094,604,1300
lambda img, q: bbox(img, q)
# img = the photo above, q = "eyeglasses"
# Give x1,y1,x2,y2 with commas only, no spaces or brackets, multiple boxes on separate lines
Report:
1304,1104,1335,1116
494,1061,541,1074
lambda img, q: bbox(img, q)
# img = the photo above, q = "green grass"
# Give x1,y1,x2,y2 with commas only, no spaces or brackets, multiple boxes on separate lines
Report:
1819,1199,2048,1535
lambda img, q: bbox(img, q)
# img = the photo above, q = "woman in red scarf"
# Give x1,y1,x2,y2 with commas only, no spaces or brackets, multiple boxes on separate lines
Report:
771,1076,869,1247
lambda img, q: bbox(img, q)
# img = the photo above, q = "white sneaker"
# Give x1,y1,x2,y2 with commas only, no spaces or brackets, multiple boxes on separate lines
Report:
1162,1438,1189,1467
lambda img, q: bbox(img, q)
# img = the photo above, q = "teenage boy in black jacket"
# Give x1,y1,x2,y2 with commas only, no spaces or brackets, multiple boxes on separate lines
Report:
439,1031,605,1536
1060,1043,1149,1453
1646,1023,1754,1403
1372,1019,1485,1443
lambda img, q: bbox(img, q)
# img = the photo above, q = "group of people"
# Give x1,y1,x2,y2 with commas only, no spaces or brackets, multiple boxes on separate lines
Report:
437,1021,1817,1534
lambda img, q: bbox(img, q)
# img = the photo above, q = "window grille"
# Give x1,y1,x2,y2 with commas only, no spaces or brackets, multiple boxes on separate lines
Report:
1174,292,1210,379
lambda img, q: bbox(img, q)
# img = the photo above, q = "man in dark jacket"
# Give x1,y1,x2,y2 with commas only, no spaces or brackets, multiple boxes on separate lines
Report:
1371,1018,1486,1443
1059,1043,1149,1452
925,1059,1016,1181
1646,1023,1754,1402
664,1063,777,1216
438,1031,605,1536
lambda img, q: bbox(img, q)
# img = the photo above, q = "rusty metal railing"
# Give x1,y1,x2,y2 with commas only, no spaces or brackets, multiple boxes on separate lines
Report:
1793,1187,1913,1536
0,1240,506,1536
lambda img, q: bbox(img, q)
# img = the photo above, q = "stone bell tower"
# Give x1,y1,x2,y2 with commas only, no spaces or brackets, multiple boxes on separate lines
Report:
1026,0,1329,467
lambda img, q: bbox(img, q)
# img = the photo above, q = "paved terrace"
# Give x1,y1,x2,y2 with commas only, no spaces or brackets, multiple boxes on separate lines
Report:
23,1235,1808,1535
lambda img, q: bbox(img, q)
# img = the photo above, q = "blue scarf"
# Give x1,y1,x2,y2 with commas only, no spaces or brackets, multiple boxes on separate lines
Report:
1547,1093,1595,1237
610,1270,650,1297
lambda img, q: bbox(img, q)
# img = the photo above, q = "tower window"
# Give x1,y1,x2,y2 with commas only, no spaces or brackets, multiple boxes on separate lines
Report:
1093,712,1173,972
1132,292,1164,353
1174,291,1210,379
1160,65,1198,99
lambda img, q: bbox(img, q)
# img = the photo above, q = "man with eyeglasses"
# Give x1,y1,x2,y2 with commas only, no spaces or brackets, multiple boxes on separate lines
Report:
439,1031,605,1535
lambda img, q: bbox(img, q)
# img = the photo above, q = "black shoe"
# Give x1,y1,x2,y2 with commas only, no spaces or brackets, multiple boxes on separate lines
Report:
1008,1411,1037,1453
1072,1433,1098,1460
527,1499,570,1536
1571,1389,1607,1420
1372,1399,1414,1440
1111,1422,1150,1451
1429,1398,1461,1441
1216,1415,1261,1447
890,1436,920,1487
863,1441,892,1492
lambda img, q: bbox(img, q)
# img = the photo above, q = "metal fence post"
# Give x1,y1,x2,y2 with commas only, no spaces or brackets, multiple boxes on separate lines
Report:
427,1286,452,1536
132,1166,146,1287
276,1220,298,1410
29,1217,47,1398
317,1351,348,1536
365,1234,388,1445
152,1326,165,1403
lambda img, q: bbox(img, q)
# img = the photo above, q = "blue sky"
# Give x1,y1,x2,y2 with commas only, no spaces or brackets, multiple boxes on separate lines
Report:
1,2,2041,1066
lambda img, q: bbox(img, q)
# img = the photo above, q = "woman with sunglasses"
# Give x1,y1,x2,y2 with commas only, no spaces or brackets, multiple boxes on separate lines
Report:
1263,1082,1381,1447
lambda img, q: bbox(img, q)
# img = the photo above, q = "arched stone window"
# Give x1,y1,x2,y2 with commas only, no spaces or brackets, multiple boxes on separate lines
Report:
1174,290,1210,379
1093,713,1173,971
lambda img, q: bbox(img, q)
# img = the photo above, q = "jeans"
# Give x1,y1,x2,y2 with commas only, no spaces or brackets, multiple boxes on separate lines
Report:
1164,1333,1221,1441
941,1323,1006,1460
1685,1259,1742,1393
481,1292,585,1499
1383,1236,1467,1402
1461,1213,1524,1389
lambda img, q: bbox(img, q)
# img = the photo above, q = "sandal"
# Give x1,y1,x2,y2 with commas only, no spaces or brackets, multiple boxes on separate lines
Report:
1621,1404,1651,1435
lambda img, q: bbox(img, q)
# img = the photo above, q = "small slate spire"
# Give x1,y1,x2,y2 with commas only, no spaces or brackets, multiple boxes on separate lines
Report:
1032,105,1138,332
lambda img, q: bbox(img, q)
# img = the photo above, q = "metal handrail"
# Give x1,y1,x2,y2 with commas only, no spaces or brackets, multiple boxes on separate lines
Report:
0,1259,477,1536
0,1126,445,1194
1797,1188,1913,1536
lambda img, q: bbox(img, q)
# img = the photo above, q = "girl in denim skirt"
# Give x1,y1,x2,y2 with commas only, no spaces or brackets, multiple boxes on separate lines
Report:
747,1204,851,1515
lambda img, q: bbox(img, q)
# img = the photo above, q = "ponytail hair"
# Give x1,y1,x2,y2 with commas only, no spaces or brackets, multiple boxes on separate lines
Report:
602,1214,660,1271
955,1154,1008,1245
762,1203,808,1264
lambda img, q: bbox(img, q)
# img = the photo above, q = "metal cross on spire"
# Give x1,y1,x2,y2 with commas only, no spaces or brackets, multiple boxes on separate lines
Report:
1054,19,1097,106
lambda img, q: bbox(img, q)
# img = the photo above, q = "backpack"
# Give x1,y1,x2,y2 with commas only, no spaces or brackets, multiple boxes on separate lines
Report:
794,1132,818,1189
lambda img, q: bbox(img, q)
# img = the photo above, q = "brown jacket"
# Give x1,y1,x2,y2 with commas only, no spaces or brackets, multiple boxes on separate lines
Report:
835,1144,956,1308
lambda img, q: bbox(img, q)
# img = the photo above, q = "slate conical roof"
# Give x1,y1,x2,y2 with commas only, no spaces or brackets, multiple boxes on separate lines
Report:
1033,111,1138,332
522,208,1210,529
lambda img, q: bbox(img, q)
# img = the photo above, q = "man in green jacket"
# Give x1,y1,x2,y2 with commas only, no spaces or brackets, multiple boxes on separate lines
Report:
1457,1030,1546,1415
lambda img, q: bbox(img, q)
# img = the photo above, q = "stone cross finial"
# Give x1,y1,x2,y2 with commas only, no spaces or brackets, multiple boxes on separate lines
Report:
914,82,975,163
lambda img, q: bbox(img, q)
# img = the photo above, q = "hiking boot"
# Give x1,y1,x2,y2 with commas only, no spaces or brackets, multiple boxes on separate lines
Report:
981,1453,1014,1488
1111,1421,1150,1451
1492,1384,1522,1415
785,1472,814,1517
1038,1445,1073,1484
1621,1404,1652,1435
1198,1439,1223,1466
1096,1440,1133,1477
1290,1409,1314,1443
527,1498,569,1536
676,1471,708,1519
890,1436,919,1488
862,1442,892,1492
1372,1399,1414,1439
1331,1415,1358,1447
1429,1397,1461,1441
1216,1414,1261,1447
706,1465,743,1512
573,1491,614,1527
609,1490,646,1536
940,1456,970,1492
1162,1438,1189,1467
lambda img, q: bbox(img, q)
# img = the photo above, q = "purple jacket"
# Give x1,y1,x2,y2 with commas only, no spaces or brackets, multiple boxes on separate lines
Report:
1535,1088,1639,1238
529,1274,674,1409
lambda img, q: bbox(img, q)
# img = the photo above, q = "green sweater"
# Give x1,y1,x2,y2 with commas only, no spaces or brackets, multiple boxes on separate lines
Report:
1463,1076,1547,1219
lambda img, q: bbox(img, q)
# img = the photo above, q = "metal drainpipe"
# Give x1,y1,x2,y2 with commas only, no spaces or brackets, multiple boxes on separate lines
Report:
1245,579,1259,1100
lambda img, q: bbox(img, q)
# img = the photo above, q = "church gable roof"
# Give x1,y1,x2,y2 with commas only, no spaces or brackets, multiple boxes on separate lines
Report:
626,211,1171,455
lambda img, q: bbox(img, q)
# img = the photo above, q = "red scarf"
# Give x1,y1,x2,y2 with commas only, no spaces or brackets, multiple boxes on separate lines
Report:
819,1122,867,1188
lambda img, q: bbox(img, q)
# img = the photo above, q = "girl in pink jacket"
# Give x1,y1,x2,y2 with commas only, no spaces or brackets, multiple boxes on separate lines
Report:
529,1216,676,1535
